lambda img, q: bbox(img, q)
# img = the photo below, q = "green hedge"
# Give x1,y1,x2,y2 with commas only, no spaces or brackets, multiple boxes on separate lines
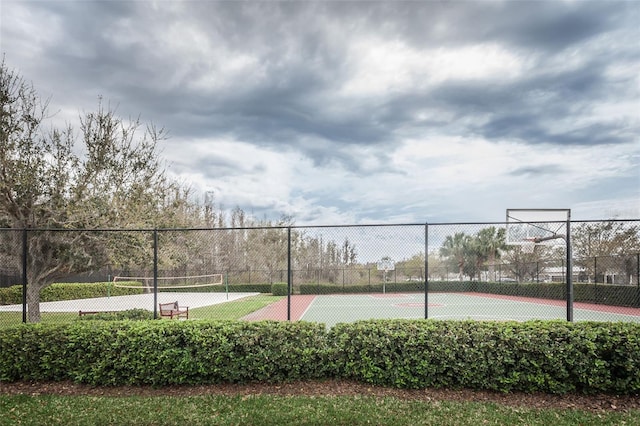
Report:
158,283,272,294
0,319,638,394
76,309,154,321
474,281,566,299
299,281,473,295
271,282,288,296
0,321,330,386
473,282,640,308
0,282,143,305
330,320,640,394
297,281,640,308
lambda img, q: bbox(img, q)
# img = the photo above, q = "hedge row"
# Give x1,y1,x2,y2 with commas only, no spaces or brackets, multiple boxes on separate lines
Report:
0,321,328,386
0,282,142,305
1,319,638,394
332,320,640,394
298,281,640,308
159,283,273,294
0,282,277,305
76,309,154,321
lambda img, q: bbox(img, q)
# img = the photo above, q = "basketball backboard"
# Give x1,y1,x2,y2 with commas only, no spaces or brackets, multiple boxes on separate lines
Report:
506,209,570,245
376,258,395,271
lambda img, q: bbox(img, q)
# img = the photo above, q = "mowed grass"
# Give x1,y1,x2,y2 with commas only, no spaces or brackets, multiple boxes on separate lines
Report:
189,294,283,320
0,311,79,327
0,295,284,328
1,394,638,426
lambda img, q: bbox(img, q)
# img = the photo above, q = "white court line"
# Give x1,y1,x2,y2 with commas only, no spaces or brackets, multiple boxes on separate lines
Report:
299,296,318,320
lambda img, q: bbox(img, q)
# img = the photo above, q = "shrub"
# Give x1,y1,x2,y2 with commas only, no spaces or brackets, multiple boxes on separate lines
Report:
329,319,640,394
159,283,272,294
76,309,154,321
0,282,142,305
0,319,638,394
271,282,288,296
0,320,331,386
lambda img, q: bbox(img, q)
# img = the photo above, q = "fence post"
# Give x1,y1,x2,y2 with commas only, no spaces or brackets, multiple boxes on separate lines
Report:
424,223,429,319
636,253,640,288
566,216,573,322
287,227,291,321
22,229,27,323
153,229,158,319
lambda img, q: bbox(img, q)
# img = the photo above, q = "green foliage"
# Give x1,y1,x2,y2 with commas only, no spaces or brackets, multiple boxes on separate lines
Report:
296,280,640,309
329,320,640,394
0,282,142,305
0,320,331,386
299,283,384,294
158,283,272,294
474,282,640,308
0,285,22,305
76,309,154,321
0,319,638,394
270,282,288,296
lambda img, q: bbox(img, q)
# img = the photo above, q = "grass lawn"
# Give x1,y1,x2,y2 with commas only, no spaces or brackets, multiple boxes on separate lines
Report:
1,394,638,426
189,294,283,320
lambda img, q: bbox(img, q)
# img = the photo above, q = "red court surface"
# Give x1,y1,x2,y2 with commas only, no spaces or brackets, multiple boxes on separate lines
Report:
242,295,316,321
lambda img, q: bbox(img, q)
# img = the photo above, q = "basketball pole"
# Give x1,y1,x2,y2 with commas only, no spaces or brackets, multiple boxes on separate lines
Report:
424,223,429,320
225,272,229,300
153,229,158,319
566,213,573,322
532,220,573,321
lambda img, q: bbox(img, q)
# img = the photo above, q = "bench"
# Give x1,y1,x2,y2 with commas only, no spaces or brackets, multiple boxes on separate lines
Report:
159,301,189,319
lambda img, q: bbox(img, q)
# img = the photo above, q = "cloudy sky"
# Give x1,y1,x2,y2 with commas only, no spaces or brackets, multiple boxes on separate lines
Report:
1,0,639,225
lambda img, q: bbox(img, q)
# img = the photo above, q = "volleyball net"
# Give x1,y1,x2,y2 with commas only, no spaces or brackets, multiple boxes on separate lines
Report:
112,273,224,290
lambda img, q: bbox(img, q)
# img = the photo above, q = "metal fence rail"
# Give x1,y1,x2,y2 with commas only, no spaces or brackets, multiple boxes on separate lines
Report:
0,219,638,326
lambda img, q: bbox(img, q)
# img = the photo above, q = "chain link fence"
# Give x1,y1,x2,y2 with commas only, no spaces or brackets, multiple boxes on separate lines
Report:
1,220,638,327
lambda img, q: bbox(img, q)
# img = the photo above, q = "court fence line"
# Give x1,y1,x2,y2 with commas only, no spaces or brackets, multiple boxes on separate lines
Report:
0,219,638,323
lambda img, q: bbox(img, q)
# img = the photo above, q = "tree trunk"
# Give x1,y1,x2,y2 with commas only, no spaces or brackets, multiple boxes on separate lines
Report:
488,254,496,281
26,280,42,323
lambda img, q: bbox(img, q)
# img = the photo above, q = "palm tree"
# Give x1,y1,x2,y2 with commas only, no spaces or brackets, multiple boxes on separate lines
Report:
475,227,507,281
440,232,471,281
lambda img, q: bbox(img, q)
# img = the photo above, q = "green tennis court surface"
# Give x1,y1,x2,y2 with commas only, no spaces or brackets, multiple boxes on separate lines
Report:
299,293,640,328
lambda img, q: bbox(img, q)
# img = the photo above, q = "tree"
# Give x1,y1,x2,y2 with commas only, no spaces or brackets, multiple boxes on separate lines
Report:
573,221,640,284
0,59,188,321
341,238,357,265
396,252,425,279
474,227,507,281
439,232,471,281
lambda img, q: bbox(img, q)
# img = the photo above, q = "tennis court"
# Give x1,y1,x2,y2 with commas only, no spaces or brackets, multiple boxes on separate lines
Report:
3,291,639,327
246,292,640,328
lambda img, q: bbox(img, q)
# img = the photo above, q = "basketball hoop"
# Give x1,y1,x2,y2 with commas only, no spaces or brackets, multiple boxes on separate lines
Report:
521,239,537,254
376,258,395,272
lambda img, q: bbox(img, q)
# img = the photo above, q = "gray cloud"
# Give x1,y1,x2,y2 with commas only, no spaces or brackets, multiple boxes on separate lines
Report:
2,0,638,223
509,165,564,177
